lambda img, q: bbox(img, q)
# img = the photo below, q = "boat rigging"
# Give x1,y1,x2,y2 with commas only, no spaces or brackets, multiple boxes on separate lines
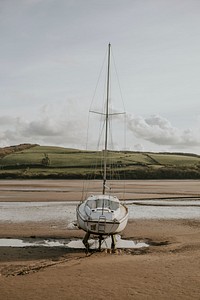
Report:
76,44,128,251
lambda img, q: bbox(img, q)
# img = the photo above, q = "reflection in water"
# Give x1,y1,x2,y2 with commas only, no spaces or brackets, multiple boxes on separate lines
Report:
0,236,149,249
67,235,148,249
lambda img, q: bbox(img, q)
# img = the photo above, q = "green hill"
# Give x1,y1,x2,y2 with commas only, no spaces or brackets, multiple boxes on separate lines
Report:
0,144,200,179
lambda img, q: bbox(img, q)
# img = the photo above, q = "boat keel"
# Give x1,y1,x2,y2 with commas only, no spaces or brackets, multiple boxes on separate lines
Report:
83,232,90,252
111,234,116,250
82,232,116,252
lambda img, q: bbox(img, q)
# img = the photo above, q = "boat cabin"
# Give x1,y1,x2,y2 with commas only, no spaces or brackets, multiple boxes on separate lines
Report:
85,195,120,213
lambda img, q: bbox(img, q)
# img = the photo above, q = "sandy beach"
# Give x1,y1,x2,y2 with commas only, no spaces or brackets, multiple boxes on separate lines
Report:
0,180,200,299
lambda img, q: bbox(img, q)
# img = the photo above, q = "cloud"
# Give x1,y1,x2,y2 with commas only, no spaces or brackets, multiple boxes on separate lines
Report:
22,118,62,137
127,114,200,148
0,103,87,148
1,106,200,153
0,116,20,126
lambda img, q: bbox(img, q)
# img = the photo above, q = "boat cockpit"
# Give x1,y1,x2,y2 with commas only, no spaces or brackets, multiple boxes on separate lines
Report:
86,196,120,213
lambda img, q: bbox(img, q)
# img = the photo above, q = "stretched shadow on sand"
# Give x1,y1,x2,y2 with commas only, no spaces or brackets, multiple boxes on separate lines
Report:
0,237,170,277
0,245,85,263
0,235,150,260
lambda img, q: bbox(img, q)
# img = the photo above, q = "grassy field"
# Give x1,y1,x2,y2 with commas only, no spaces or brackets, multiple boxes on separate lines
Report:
0,144,200,179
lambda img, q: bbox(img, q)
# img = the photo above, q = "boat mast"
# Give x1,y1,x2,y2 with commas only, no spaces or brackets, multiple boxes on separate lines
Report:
103,43,111,195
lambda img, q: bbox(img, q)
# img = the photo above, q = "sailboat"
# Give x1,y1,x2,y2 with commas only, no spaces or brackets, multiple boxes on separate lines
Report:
76,44,129,251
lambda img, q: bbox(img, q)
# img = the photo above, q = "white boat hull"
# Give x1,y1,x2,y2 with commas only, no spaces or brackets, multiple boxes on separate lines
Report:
77,201,128,235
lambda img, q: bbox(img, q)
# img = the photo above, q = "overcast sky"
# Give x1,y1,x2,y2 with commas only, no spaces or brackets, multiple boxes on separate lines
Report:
1,0,200,154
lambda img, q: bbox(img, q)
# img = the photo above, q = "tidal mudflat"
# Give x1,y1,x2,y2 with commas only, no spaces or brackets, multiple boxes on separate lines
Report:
0,180,200,300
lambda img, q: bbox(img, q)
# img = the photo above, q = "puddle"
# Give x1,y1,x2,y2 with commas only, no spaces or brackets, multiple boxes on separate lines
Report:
0,236,148,249
0,238,66,248
67,235,148,249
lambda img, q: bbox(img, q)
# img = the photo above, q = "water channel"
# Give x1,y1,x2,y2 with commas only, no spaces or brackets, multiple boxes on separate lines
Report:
0,200,200,224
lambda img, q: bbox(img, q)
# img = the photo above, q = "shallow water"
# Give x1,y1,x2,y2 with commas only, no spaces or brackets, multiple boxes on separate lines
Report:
0,202,76,223
128,204,200,219
0,236,148,249
0,200,200,223
126,199,200,206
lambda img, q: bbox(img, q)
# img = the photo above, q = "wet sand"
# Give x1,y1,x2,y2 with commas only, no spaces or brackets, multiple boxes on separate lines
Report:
0,180,200,299
0,179,200,202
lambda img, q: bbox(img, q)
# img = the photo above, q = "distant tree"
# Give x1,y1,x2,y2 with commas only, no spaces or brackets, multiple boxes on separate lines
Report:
41,153,50,166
